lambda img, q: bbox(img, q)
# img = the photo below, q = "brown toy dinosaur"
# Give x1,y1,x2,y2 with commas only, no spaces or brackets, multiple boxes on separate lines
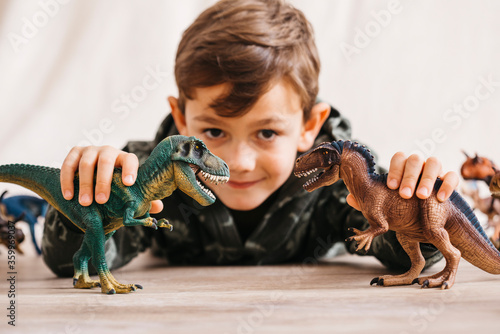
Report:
294,140,500,289
489,168,500,199
460,151,496,184
460,184,500,249
460,152,500,248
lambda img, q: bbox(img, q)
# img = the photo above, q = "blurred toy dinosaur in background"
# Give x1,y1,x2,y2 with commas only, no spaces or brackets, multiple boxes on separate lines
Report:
0,135,229,294
488,168,500,199
0,191,47,254
460,151,496,184
295,140,500,290
460,151,500,248
0,210,25,254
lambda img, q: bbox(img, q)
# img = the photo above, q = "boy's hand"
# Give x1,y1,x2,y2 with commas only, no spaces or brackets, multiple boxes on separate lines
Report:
346,153,459,211
60,146,163,213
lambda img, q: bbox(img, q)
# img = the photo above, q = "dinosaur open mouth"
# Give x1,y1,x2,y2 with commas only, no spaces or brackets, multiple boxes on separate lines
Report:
189,164,229,199
294,167,328,191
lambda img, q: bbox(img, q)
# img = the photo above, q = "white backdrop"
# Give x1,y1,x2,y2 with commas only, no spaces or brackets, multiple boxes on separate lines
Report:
1,0,500,196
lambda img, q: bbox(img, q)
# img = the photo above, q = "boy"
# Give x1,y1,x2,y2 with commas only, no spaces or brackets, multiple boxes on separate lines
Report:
42,0,458,276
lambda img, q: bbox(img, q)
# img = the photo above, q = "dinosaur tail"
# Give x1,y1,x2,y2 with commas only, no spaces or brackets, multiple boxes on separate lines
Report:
446,190,500,274
0,164,65,214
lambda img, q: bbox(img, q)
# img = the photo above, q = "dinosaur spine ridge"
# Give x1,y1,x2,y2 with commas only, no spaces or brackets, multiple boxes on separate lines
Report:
341,140,377,174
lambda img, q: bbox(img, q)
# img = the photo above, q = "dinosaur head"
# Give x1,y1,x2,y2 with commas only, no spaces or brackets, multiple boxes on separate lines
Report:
460,151,496,182
170,136,230,206
294,141,342,192
489,167,500,199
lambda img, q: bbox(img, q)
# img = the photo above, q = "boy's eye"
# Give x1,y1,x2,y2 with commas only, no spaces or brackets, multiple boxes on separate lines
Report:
258,129,277,141
204,128,224,139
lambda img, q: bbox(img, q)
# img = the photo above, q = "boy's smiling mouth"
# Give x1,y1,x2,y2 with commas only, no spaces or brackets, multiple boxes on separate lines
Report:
227,179,263,189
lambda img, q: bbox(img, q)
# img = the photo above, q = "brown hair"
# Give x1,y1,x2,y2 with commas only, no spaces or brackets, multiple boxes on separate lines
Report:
174,0,320,120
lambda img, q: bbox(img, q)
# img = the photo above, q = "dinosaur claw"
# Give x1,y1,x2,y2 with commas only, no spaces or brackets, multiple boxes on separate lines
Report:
135,284,143,290
441,282,449,290
377,278,384,286
421,280,430,289
107,288,116,295
73,278,78,286
370,277,379,285
412,278,419,285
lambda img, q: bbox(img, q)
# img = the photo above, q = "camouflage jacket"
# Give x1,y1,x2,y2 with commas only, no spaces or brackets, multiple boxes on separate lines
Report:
42,107,442,277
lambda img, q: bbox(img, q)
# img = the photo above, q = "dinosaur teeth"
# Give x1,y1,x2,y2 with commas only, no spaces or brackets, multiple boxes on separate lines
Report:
304,175,320,188
295,168,318,178
199,170,229,185
196,179,215,199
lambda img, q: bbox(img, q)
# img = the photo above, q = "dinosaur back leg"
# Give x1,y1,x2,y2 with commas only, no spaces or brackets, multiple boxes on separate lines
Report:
373,232,426,286
416,225,461,289
84,224,142,294
72,240,100,289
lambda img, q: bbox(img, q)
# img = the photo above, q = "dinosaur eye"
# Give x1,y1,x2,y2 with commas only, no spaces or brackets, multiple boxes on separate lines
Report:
193,143,203,159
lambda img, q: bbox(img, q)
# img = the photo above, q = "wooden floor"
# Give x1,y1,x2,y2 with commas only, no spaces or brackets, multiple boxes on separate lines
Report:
1,246,499,334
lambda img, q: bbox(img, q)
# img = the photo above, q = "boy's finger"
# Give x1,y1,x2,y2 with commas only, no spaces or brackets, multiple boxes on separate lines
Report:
387,152,407,189
346,193,361,211
149,200,164,214
60,147,83,200
399,154,425,199
436,171,459,202
95,148,120,204
415,157,442,199
78,148,99,206
116,152,139,186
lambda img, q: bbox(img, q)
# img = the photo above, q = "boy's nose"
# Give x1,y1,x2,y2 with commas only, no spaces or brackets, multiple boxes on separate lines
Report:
225,141,257,173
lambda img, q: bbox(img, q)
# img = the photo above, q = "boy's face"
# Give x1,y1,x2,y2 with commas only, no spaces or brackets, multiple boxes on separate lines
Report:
170,80,328,211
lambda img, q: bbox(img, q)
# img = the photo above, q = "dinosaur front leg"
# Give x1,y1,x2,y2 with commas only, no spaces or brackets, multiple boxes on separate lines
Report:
371,232,426,286
122,204,172,230
414,227,461,289
347,217,389,253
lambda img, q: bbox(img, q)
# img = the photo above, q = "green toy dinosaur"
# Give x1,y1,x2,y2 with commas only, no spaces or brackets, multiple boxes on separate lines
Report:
0,135,229,294
294,140,500,290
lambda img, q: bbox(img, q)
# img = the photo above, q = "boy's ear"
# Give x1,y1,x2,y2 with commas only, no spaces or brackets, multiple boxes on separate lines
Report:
297,102,330,152
168,96,188,136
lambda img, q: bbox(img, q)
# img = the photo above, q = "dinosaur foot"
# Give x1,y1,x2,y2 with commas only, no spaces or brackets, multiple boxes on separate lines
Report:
73,275,101,289
143,218,173,231
411,270,456,290
370,273,418,287
99,274,143,294
156,218,173,231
